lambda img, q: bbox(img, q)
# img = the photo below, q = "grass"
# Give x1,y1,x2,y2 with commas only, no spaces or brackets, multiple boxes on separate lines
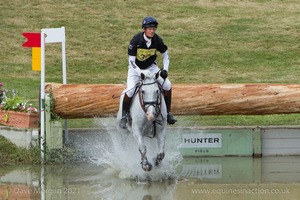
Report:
1,0,300,126
0,135,40,164
0,134,87,165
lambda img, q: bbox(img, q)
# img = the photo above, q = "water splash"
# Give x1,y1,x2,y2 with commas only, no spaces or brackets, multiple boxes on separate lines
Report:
83,117,183,182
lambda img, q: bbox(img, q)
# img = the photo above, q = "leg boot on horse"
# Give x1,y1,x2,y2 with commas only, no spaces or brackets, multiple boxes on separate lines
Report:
119,93,132,129
164,89,177,125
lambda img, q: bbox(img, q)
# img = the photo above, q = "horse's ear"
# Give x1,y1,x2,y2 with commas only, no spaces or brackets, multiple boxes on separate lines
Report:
141,73,145,80
155,72,160,79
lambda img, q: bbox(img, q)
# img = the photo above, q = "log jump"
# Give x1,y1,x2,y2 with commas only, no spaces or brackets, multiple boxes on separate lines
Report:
46,83,300,119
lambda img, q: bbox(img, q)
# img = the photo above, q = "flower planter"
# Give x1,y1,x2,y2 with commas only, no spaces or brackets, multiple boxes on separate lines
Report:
0,110,39,129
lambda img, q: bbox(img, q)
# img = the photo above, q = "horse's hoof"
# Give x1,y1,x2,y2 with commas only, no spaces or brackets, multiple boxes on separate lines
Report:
142,163,152,172
155,159,163,167
155,160,160,167
155,153,165,166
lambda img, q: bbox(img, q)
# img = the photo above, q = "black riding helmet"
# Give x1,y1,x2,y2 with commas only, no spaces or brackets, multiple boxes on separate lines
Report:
142,16,158,29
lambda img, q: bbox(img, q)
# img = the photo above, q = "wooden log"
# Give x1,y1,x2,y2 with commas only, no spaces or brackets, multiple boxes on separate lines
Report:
45,83,124,119
45,83,300,119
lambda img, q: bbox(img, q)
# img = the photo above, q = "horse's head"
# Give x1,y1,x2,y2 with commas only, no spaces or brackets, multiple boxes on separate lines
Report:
139,70,162,121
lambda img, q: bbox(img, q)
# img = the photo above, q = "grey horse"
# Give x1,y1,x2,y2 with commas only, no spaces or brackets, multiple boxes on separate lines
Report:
117,70,167,171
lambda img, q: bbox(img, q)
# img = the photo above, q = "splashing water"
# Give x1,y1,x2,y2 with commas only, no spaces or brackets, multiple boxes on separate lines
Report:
82,117,183,182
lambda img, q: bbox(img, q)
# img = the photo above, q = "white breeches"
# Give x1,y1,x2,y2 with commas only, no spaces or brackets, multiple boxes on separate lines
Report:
124,64,171,97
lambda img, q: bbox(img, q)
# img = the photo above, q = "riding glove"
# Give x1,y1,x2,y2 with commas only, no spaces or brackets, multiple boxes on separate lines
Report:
160,69,168,79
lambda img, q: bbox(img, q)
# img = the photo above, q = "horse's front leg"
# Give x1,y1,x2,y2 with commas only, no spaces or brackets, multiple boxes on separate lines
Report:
155,126,166,166
133,127,152,172
139,146,152,172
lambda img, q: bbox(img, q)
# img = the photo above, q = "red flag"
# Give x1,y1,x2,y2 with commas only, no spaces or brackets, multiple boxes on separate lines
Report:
22,32,41,47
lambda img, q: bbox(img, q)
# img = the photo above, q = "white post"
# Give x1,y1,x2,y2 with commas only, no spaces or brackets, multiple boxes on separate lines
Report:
61,27,69,142
40,27,67,161
61,27,67,84
40,31,46,162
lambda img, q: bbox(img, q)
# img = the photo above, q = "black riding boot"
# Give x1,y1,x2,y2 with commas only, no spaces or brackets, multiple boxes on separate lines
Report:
119,94,132,129
164,89,177,125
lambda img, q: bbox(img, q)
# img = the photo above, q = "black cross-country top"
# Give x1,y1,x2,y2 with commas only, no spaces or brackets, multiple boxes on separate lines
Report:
128,32,168,70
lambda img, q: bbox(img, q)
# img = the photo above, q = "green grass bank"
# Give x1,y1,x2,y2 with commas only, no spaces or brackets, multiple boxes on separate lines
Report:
1,0,300,127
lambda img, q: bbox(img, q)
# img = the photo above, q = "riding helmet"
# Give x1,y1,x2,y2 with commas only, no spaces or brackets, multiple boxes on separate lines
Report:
142,16,158,29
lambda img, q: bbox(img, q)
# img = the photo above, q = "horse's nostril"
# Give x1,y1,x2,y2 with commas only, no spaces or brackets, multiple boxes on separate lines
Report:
146,112,155,121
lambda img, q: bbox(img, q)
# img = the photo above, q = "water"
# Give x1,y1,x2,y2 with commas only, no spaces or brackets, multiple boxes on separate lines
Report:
71,118,182,182
1,157,300,199
1,118,300,199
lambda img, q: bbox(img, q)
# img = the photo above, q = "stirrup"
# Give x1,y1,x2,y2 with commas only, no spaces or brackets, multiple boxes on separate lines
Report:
119,111,129,129
167,112,177,125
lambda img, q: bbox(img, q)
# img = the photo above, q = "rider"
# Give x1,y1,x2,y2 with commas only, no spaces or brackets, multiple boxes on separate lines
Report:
119,16,177,129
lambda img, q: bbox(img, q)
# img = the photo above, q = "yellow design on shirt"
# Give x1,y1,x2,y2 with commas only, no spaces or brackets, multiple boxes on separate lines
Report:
137,49,156,61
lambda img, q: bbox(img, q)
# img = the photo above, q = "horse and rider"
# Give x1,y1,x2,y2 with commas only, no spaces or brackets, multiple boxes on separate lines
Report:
117,16,177,171
119,16,177,129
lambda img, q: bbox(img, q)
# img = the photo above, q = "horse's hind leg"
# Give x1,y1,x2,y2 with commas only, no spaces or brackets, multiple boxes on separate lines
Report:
155,132,166,166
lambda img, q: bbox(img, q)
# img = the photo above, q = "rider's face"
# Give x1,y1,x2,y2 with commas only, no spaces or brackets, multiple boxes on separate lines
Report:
144,27,156,38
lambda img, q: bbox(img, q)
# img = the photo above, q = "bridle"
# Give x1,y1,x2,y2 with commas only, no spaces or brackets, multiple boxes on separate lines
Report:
138,80,164,138
138,81,162,116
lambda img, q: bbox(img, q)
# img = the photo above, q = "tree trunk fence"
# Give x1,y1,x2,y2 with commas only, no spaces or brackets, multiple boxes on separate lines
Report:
45,83,300,119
